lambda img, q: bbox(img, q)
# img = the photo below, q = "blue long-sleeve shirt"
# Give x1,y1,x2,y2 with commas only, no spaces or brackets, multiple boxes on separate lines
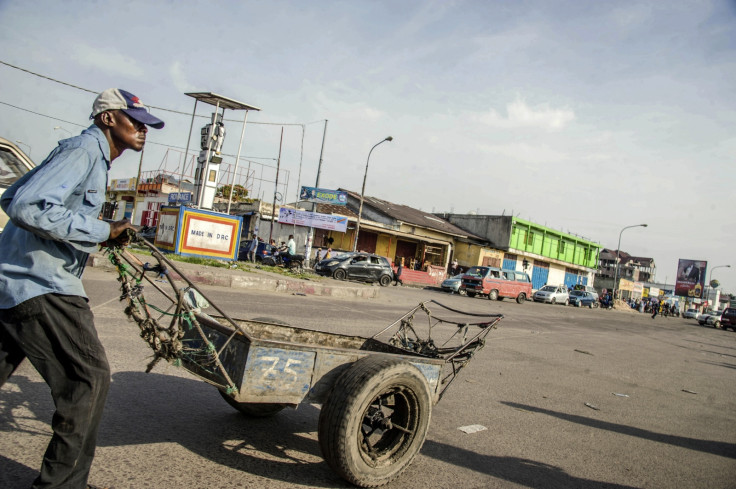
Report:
0,125,112,309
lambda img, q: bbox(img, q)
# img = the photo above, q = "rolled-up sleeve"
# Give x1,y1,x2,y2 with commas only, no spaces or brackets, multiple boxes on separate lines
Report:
5,147,110,250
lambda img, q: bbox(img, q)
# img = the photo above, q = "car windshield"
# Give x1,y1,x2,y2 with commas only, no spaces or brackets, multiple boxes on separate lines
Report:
540,285,556,292
464,267,487,278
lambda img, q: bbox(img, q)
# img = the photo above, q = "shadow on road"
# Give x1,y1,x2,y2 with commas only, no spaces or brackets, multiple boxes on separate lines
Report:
421,439,639,489
501,401,736,459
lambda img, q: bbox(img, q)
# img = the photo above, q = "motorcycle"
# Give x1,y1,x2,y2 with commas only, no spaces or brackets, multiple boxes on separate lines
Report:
262,249,304,272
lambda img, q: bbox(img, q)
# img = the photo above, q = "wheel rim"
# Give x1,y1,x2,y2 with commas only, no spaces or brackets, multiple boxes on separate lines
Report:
358,386,420,467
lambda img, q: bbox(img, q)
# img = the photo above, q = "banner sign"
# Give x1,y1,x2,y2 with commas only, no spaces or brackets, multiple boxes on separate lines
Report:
154,206,242,260
168,192,192,203
299,186,348,205
110,178,137,191
278,207,348,232
675,259,707,298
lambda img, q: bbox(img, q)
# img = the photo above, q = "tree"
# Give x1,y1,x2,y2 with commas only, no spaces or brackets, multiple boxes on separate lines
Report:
217,184,248,201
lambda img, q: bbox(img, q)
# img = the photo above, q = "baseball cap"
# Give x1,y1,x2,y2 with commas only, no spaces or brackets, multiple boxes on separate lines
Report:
90,88,165,129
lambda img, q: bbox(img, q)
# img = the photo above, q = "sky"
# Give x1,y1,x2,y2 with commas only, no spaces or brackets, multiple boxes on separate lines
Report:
1,0,735,293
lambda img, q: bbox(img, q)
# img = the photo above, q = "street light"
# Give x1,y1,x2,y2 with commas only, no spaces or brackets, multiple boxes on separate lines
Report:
54,126,72,138
612,224,648,300
352,136,393,252
15,140,31,157
705,264,731,307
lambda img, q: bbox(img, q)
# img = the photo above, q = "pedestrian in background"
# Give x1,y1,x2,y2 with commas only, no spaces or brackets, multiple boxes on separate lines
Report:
315,247,323,263
246,232,258,262
394,257,404,286
0,88,163,489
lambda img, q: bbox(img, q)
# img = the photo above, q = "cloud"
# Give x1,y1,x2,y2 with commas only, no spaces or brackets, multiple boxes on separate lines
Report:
473,98,576,131
70,44,145,79
169,61,196,94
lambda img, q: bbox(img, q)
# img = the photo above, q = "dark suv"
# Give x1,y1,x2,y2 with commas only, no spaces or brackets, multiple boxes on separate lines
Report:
238,239,274,262
315,252,394,286
721,308,736,331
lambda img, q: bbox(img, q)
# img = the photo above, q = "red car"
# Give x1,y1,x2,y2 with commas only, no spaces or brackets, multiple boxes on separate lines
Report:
460,266,532,303
720,307,736,331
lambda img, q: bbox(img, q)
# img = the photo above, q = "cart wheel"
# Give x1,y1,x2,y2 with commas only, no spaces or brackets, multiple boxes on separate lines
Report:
318,355,432,487
219,390,286,417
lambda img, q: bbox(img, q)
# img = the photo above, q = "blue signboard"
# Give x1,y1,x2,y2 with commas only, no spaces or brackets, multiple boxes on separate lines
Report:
299,186,347,205
168,192,192,203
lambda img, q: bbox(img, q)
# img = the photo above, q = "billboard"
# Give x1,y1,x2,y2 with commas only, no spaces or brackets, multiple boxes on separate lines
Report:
675,259,707,298
278,207,348,232
154,206,242,260
299,186,347,205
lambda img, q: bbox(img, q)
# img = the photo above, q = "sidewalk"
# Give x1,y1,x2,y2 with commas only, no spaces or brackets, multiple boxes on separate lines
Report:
88,251,382,299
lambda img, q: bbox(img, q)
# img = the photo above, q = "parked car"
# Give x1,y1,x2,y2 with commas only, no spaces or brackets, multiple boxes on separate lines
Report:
569,290,598,308
570,285,598,298
441,274,466,295
237,239,274,262
698,310,723,327
682,308,700,320
460,266,532,303
533,285,569,305
705,311,724,328
0,137,36,233
315,252,394,286
720,308,736,331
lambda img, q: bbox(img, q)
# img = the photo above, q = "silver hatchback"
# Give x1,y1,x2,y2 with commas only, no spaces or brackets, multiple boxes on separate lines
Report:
533,285,569,305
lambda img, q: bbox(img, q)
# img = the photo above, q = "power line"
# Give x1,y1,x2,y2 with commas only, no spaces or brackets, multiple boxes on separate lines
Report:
0,99,278,165
0,59,325,127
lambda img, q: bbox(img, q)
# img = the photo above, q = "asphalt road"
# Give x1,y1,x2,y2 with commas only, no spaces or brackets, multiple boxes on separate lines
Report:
2,267,735,489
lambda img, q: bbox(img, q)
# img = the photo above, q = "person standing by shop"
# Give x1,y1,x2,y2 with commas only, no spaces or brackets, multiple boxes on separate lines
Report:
394,257,405,286
0,88,164,489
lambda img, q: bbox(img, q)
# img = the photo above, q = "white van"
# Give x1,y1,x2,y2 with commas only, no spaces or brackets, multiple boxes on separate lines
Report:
0,137,36,232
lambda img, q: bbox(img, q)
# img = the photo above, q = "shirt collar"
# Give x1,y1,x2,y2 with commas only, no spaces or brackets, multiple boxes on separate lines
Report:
82,124,112,169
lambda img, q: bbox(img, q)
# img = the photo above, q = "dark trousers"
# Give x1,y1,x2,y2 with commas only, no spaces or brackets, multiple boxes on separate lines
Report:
0,294,111,489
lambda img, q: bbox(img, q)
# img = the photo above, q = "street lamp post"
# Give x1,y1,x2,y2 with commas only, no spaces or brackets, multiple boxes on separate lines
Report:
352,136,393,252
53,126,72,138
706,264,731,307
612,224,648,300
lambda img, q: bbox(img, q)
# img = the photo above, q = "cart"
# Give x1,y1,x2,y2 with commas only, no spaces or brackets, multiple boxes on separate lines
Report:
104,235,503,487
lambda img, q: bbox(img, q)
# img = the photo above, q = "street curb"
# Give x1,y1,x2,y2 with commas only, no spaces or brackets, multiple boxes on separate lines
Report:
87,252,380,299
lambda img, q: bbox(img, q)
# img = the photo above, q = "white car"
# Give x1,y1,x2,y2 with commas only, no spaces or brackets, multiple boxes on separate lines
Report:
0,137,36,233
533,285,569,305
698,311,722,327
683,308,700,320
441,273,465,295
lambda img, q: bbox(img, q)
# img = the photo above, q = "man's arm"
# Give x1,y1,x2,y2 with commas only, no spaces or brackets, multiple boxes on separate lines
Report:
4,147,111,248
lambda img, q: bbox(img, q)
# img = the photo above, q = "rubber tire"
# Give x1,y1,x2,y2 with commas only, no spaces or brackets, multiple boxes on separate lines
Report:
219,390,286,417
318,355,432,488
379,275,392,287
488,289,499,301
551,298,557,305
516,293,526,304
289,260,303,273
564,298,569,306
466,292,476,298
589,302,594,309
714,320,720,328
333,268,347,281
262,257,277,267
458,288,467,296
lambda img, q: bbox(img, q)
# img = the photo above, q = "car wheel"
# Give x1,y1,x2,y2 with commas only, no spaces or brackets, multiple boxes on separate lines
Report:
466,292,476,298
714,320,721,328
564,298,569,306
488,289,499,301
516,293,525,304
588,302,594,309
333,269,347,281
458,288,467,296
551,298,557,305
379,274,392,287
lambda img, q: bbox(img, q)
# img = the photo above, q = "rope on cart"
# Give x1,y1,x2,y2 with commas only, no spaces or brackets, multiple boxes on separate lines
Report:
103,244,238,394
